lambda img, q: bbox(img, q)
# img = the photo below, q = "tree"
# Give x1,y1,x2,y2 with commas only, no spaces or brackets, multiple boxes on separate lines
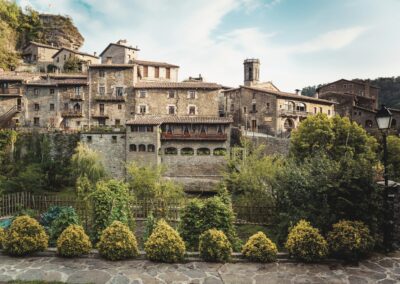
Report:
387,135,400,181
71,143,106,184
63,57,84,73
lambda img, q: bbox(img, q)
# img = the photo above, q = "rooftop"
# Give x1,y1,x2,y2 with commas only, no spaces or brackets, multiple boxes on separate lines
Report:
99,42,140,57
89,64,135,68
126,116,233,125
134,81,221,90
133,59,179,68
52,48,99,59
23,41,60,51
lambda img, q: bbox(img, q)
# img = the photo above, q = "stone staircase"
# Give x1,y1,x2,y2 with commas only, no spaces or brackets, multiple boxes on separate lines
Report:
0,106,20,129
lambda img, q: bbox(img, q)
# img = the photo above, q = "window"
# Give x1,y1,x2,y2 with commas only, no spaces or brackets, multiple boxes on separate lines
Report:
139,91,147,98
188,90,196,99
98,118,106,125
251,119,257,130
76,121,81,126
213,148,227,156
34,117,40,126
217,125,223,134
392,119,397,128
50,104,54,111
296,103,306,112
50,89,55,95
87,136,92,143
243,107,247,113
143,66,148,77
129,144,137,152
166,67,170,79
131,126,138,132
146,126,154,132
319,107,323,113
267,103,270,109
115,119,121,126
252,93,256,99
34,103,40,111
365,120,373,128
99,70,105,77
168,105,175,115
64,54,67,60
139,126,146,132
148,144,155,152
189,106,196,115
118,104,122,110
57,57,59,63
99,104,105,114
64,103,68,110
34,89,39,96
139,105,147,114
230,104,234,112
197,148,210,156
165,147,178,155
168,90,175,98
314,107,317,114
155,66,159,78
284,119,294,129
181,147,194,156
75,87,81,97
111,136,117,143
328,109,331,115
116,87,123,96
138,144,146,152
99,86,105,95
252,104,256,112
200,125,206,134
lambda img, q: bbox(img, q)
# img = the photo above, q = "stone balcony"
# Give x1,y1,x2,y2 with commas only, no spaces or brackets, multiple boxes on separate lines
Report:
94,95,125,102
0,88,23,97
161,132,227,141
279,109,311,117
61,110,83,117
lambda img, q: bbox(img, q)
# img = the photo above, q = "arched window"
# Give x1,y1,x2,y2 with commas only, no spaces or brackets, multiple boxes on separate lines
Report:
165,147,178,155
73,103,80,112
129,144,136,152
148,144,155,152
284,119,294,129
284,101,295,111
213,148,227,156
197,148,210,156
296,103,306,112
138,144,146,152
391,119,397,128
365,120,373,128
181,147,194,156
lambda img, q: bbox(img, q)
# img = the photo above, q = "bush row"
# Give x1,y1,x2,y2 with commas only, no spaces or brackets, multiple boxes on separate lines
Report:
0,215,374,262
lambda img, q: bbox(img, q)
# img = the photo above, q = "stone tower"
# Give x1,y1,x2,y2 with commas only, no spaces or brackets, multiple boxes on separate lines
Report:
243,59,260,87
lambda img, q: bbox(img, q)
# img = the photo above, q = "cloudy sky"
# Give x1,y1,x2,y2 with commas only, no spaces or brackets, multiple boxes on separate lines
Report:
17,0,400,91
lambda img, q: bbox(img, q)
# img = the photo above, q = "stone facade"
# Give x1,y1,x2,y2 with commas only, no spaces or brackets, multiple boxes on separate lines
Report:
22,42,60,72
52,48,99,72
100,40,139,64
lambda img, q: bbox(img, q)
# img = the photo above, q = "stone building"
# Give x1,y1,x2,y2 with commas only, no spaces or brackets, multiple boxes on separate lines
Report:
223,59,336,136
22,42,60,72
52,48,100,72
99,40,140,64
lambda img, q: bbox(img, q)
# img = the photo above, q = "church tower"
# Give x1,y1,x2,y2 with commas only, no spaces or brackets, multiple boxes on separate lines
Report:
243,59,260,87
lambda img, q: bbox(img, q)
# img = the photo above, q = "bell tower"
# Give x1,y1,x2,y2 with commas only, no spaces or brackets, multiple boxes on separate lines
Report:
243,58,260,87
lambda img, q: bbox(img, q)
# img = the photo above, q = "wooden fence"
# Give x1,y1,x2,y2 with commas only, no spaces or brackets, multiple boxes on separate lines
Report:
0,192,274,225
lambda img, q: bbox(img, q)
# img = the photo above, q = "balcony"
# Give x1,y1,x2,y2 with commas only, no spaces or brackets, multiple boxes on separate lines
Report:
0,88,23,97
68,94,84,101
61,110,83,117
94,95,125,102
279,109,310,117
91,112,109,119
161,132,227,141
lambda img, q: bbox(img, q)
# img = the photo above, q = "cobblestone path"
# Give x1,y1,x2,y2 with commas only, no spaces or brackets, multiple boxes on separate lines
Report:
1,252,400,283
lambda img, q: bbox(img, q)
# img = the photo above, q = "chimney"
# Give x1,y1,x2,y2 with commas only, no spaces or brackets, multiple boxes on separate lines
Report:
295,89,301,95
117,39,127,45
314,91,319,99
94,52,97,57
106,57,112,64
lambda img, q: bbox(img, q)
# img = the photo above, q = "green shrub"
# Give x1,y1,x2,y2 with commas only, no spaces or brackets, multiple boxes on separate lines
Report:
40,206,64,230
97,221,139,261
145,219,186,263
57,225,92,257
199,229,232,262
327,220,374,260
285,220,328,262
0,228,5,249
49,207,80,245
242,231,278,262
143,212,156,243
179,199,203,250
3,215,48,256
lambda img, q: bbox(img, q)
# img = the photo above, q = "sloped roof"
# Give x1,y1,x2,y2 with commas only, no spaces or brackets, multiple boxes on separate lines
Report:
25,79,87,86
317,79,380,91
126,116,233,125
52,48,99,59
134,81,221,90
99,43,140,57
133,59,179,68
23,41,60,51
89,64,135,68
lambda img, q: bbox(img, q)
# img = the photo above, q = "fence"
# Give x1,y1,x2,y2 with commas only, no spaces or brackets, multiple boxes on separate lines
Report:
0,192,274,225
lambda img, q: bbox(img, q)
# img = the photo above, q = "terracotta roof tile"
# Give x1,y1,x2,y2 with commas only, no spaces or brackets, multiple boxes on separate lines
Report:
89,64,135,68
133,60,179,68
134,82,221,90
52,48,99,59
126,116,233,125
24,41,60,50
99,43,140,57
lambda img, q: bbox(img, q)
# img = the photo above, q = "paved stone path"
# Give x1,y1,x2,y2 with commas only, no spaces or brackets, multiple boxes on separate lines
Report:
1,253,400,283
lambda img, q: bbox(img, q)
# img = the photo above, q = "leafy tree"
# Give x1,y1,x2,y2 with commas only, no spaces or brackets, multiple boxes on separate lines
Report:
301,85,321,97
71,143,106,184
63,57,84,73
387,135,400,181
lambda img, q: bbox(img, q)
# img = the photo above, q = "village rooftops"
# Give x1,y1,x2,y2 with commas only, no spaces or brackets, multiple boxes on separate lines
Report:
133,59,179,68
126,116,233,125
52,48,99,59
134,81,221,90
99,42,140,57
316,79,380,91
88,64,135,68
23,41,60,51
25,79,87,86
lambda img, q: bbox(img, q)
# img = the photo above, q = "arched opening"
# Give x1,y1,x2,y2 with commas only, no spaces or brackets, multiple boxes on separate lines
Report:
284,118,294,130
73,103,80,112
165,147,178,155
213,148,227,156
197,148,210,156
138,144,146,152
147,144,155,152
181,147,194,156
365,120,373,128
296,103,306,112
129,144,136,152
284,101,295,111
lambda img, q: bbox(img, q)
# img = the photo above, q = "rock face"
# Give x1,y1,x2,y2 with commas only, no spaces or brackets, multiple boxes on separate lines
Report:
38,14,84,50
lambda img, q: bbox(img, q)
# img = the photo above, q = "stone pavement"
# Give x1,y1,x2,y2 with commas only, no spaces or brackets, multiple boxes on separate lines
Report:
0,252,400,284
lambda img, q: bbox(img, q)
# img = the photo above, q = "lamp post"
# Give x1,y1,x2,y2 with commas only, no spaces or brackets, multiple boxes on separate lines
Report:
375,104,393,251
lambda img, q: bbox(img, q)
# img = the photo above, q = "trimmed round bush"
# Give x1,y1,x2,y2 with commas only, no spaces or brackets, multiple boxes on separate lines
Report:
97,221,139,261
285,220,328,262
199,229,232,262
327,220,374,260
0,228,5,249
242,231,278,262
145,219,186,263
57,225,92,257
3,215,48,256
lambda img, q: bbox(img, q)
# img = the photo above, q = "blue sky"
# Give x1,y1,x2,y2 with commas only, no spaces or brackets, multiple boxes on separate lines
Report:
17,0,400,91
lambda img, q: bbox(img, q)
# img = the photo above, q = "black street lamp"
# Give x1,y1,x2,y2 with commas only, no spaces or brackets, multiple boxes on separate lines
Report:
375,104,393,251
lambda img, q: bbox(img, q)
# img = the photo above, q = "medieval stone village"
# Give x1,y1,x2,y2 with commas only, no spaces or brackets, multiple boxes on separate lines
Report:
1,1,400,283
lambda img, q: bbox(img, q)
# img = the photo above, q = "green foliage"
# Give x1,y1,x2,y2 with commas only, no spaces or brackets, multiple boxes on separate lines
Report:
387,135,400,181
242,232,278,263
285,220,328,262
63,56,84,73
71,143,106,184
40,206,63,230
0,227,5,249
57,224,92,257
327,220,374,260
3,215,48,256
372,77,400,108
301,85,321,97
199,229,232,262
179,199,203,250
143,212,156,243
127,163,184,202
145,219,186,263
91,179,134,242
97,221,139,261
49,207,80,245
